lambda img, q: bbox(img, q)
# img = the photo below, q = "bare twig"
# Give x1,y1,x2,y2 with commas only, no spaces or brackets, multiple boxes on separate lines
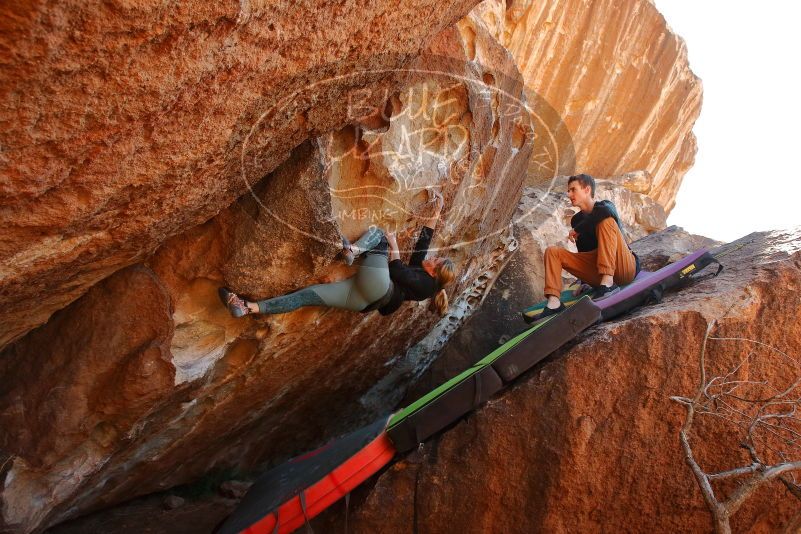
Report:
780,476,801,502
708,463,761,480
672,320,801,533
725,462,801,515
708,336,801,368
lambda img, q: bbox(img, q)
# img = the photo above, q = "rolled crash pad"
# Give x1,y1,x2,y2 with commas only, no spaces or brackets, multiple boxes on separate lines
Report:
216,416,395,534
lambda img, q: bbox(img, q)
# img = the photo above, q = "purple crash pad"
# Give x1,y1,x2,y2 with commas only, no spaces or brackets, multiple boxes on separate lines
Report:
595,248,710,319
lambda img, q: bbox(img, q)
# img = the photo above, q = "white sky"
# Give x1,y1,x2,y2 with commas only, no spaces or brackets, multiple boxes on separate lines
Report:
656,1,801,242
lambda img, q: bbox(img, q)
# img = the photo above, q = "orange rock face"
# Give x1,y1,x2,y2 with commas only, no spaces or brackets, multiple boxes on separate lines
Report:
0,13,534,533
0,0,484,351
340,229,801,533
0,265,178,531
0,0,711,531
474,0,701,210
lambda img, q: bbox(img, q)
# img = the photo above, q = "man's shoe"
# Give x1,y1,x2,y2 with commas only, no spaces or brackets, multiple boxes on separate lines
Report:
218,287,250,318
591,284,620,301
537,302,566,321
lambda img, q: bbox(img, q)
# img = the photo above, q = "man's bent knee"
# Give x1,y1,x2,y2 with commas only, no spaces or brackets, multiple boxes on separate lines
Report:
545,245,563,257
596,217,619,233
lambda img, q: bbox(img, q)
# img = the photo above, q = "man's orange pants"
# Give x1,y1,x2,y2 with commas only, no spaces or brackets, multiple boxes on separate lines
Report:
544,217,636,297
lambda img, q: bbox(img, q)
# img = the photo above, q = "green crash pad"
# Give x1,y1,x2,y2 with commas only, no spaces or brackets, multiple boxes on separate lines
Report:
387,297,601,452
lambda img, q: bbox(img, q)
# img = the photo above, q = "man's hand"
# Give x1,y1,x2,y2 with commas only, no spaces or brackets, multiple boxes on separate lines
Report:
568,229,578,243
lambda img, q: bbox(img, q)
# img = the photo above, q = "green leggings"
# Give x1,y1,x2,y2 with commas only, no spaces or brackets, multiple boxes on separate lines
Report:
256,228,390,314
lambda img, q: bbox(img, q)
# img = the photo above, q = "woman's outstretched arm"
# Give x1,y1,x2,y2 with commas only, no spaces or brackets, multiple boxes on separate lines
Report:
406,192,444,267
422,191,444,229
387,232,401,262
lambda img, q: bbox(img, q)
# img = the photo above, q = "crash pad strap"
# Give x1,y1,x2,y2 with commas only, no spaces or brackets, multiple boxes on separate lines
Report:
299,491,313,533
697,253,724,278
344,493,350,534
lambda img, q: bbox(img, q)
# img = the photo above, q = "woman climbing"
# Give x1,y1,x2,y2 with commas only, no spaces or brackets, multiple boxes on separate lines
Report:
219,194,455,318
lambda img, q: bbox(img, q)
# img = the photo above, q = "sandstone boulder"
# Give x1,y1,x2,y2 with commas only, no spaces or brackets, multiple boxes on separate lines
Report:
473,0,701,210
0,0,711,531
0,0,484,351
339,228,801,533
0,14,533,533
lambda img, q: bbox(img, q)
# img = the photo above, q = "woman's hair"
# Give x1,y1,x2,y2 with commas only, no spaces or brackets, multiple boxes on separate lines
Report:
430,289,449,316
429,259,455,316
435,258,455,286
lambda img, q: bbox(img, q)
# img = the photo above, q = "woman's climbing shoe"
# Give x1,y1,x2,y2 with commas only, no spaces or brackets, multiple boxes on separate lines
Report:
591,284,620,301
218,287,250,318
340,236,355,266
537,302,566,321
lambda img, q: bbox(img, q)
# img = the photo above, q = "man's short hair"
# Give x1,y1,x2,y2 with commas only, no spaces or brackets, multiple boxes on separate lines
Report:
568,173,595,197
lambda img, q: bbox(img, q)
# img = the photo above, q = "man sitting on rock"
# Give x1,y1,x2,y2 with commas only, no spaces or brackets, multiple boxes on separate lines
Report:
540,173,640,319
